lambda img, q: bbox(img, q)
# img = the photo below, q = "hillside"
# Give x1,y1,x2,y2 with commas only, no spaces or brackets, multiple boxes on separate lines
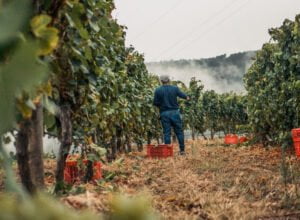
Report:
147,51,256,93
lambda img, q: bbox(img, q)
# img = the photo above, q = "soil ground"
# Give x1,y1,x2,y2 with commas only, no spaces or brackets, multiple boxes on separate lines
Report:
2,139,300,219
58,139,300,219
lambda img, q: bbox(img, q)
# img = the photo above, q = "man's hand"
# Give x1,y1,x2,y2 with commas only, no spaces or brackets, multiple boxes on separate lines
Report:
186,96,191,101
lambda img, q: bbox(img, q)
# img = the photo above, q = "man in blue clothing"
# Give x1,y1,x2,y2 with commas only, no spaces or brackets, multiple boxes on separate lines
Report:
153,75,190,155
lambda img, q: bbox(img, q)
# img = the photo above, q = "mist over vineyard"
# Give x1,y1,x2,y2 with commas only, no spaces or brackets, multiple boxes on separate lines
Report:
147,51,255,93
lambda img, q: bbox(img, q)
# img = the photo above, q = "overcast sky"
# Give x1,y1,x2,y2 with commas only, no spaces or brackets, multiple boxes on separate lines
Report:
113,0,300,62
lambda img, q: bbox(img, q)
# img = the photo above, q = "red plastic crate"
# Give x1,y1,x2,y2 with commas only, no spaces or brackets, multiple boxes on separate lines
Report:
83,160,102,180
64,159,102,184
147,144,173,158
224,134,239,144
294,141,300,158
292,128,300,142
239,136,248,143
64,161,79,184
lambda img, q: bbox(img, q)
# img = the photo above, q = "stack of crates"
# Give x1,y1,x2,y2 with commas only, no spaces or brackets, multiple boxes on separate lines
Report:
147,144,173,158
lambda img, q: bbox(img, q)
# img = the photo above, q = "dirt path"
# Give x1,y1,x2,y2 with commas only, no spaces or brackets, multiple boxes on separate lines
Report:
61,139,300,219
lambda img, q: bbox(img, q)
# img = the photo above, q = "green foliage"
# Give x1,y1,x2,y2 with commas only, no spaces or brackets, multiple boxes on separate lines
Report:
0,41,48,133
180,77,248,139
110,194,158,220
48,0,161,152
0,0,59,196
0,193,159,220
181,78,205,137
0,193,100,220
201,90,221,137
218,93,248,134
30,14,59,55
0,0,30,46
244,14,300,146
0,0,48,134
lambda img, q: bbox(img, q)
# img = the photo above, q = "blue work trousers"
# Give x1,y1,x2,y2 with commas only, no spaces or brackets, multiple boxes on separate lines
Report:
160,110,185,152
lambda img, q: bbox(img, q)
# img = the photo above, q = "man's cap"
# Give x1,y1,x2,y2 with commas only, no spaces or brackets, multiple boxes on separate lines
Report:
160,75,170,83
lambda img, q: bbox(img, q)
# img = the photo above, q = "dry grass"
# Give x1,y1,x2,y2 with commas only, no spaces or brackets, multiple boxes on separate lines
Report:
60,139,300,219
2,139,300,219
